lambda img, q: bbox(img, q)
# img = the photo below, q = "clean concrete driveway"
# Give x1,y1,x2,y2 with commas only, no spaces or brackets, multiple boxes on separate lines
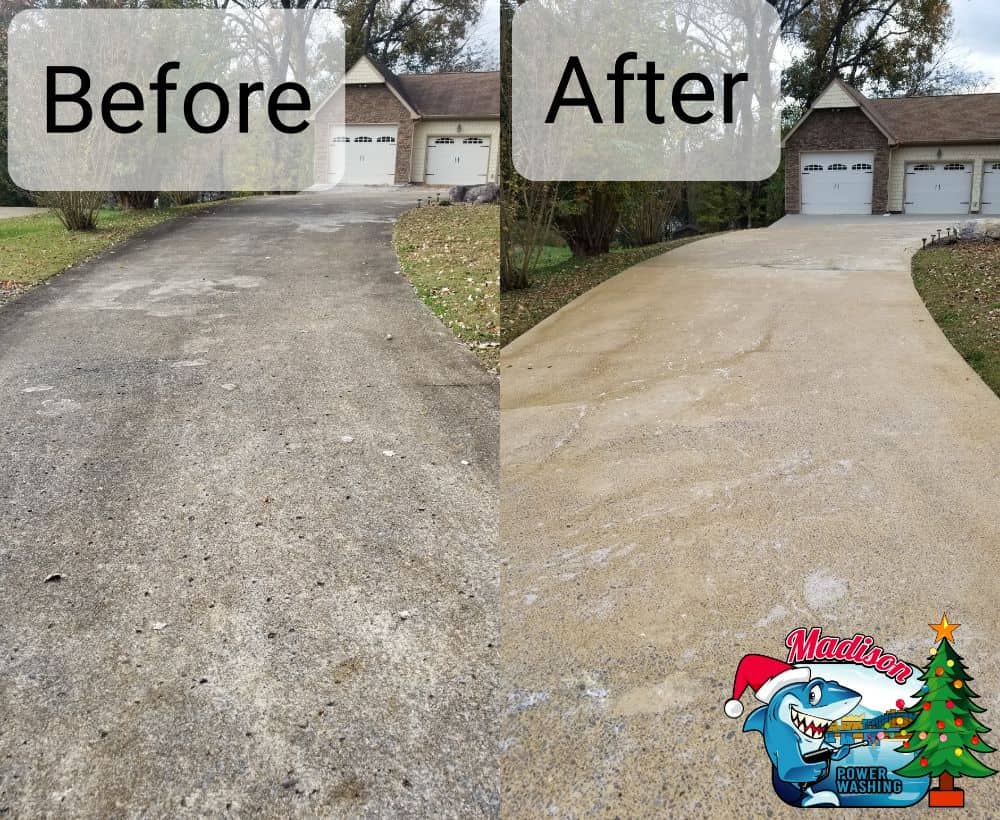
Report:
501,216,1000,817
0,190,498,817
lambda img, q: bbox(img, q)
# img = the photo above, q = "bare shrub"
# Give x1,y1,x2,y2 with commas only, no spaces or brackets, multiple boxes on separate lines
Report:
161,191,201,207
34,191,106,231
621,183,683,247
502,179,561,290
116,191,158,210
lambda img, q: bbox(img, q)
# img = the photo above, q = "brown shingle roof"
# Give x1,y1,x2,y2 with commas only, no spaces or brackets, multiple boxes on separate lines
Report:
784,78,1000,148
396,72,500,119
345,55,500,119
866,93,1000,145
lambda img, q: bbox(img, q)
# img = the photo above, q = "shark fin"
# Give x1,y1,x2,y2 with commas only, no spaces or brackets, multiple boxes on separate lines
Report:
743,705,766,734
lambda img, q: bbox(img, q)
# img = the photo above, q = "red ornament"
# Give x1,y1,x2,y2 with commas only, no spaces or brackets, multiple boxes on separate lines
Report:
946,700,955,709
921,757,929,767
936,667,944,676
896,699,906,709
903,740,910,748
973,736,980,745
956,718,964,727
924,703,932,711
937,720,946,729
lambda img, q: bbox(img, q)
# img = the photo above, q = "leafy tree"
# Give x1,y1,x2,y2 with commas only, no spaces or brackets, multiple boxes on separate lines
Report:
210,0,489,71
782,0,975,106
0,1,34,205
553,183,627,258
334,0,488,71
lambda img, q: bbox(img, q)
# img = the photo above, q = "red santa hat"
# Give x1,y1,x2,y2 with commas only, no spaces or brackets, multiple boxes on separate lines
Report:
725,653,811,718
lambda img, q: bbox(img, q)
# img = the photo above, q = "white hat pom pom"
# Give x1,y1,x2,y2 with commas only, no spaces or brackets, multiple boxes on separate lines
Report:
724,698,743,718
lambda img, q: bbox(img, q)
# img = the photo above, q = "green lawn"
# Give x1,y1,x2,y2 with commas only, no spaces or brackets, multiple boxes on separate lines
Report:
502,237,706,347
518,244,570,273
913,240,1000,397
0,203,216,294
393,203,500,371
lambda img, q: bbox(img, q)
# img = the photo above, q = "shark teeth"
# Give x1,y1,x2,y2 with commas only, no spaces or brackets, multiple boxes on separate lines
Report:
790,706,832,739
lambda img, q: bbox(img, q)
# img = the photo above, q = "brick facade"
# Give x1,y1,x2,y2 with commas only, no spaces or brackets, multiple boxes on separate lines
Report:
784,108,892,214
313,84,415,185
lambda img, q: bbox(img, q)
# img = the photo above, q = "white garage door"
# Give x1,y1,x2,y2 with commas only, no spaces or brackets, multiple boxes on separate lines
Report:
425,136,491,186
904,162,973,215
800,152,875,215
981,162,1000,215
329,125,397,185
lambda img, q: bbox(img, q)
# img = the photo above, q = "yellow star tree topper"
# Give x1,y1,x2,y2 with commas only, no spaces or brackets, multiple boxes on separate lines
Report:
930,614,960,643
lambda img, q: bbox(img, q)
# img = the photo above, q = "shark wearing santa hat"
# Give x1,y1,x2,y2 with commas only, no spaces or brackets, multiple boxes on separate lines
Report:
725,654,863,808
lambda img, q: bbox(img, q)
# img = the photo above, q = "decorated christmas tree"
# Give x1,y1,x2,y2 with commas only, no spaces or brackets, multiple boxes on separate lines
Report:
896,615,996,807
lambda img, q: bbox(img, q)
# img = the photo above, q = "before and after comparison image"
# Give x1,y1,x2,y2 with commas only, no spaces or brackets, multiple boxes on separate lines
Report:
1,0,1000,817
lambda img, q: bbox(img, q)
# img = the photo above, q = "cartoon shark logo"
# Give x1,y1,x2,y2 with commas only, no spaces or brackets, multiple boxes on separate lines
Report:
725,654,863,807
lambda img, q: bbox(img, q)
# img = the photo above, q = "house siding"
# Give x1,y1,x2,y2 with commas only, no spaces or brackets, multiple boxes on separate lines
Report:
784,108,891,214
888,146,1000,213
344,58,384,85
812,84,858,110
312,85,414,185
411,119,502,183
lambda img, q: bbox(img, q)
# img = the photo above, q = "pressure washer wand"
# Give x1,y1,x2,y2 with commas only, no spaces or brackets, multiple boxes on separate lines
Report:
802,740,870,764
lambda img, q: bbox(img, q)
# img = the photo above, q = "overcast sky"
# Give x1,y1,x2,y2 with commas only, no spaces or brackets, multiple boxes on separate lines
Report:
951,0,1000,91
478,2,998,88
470,0,501,68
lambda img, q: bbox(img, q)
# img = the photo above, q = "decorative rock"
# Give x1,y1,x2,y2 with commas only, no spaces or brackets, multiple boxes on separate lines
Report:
448,183,500,205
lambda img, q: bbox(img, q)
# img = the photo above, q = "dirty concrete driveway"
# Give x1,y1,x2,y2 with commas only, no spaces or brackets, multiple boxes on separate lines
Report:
0,190,498,817
501,216,1000,817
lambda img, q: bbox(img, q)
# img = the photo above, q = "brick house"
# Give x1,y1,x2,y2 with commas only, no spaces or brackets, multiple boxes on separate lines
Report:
784,78,1000,216
312,55,500,187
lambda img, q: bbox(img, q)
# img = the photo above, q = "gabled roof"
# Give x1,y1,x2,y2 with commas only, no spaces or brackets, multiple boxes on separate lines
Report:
867,93,1000,145
783,77,1000,147
782,78,892,146
361,54,420,116
314,55,500,120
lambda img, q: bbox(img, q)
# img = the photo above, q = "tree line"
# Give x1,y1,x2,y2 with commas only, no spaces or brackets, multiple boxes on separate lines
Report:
0,0,493,217
501,0,979,291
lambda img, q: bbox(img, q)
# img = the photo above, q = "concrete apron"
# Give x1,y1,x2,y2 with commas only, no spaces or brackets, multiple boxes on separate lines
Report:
500,216,1000,817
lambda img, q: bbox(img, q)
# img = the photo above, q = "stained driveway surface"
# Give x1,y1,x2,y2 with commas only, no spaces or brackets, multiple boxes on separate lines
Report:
0,190,498,817
501,216,1000,817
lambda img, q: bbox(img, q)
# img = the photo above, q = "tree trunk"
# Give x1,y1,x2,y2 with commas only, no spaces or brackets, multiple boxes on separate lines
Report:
117,191,157,210
929,772,964,807
556,184,622,258
501,261,530,291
